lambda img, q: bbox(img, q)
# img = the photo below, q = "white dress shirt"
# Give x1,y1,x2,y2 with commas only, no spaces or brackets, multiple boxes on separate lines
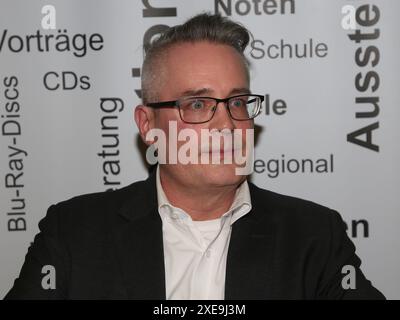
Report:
156,165,252,300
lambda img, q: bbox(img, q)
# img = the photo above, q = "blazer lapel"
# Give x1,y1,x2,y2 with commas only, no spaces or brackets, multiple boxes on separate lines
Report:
225,182,277,299
112,171,166,299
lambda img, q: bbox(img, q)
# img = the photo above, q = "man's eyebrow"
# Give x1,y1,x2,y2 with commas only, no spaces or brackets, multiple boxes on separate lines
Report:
179,88,213,97
178,87,251,98
229,87,251,96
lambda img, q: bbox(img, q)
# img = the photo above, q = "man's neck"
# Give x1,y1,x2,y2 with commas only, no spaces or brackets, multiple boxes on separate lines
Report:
159,168,240,221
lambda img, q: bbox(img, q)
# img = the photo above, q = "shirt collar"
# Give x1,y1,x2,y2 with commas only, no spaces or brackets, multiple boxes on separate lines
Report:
156,165,252,225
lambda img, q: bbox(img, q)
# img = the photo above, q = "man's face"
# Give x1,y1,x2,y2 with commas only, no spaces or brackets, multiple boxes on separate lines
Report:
150,41,253,190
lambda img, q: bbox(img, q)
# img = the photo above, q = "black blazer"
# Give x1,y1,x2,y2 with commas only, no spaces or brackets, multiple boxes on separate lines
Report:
4,171,385,299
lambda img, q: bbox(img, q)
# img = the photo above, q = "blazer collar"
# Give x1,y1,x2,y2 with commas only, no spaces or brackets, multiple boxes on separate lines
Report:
118,169,158,222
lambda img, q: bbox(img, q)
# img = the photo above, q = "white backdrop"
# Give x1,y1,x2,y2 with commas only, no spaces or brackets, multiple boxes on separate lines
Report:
1,0,399,299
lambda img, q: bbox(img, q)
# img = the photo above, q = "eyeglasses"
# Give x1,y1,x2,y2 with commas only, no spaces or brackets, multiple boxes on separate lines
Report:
146,94,264,124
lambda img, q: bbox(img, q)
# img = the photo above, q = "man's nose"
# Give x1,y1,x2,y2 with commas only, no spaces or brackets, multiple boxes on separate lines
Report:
210,101,235,131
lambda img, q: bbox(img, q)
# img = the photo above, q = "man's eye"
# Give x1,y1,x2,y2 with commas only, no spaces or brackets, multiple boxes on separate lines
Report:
231,99,245,107
190,100,205,110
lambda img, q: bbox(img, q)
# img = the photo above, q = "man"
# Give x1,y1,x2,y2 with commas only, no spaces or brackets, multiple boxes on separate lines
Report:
5,13,384,299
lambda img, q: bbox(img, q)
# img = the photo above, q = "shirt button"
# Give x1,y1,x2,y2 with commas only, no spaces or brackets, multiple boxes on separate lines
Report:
206,250,211,258
171,214,179,219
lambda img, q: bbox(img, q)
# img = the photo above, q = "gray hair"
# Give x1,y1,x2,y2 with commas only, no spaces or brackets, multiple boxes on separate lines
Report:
141,13,252,104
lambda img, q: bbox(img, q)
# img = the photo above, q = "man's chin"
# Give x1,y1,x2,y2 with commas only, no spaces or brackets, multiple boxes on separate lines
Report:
194,163,247,186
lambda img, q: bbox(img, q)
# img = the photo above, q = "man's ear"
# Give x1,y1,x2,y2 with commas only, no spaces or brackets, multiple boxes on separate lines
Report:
134,105,155,146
